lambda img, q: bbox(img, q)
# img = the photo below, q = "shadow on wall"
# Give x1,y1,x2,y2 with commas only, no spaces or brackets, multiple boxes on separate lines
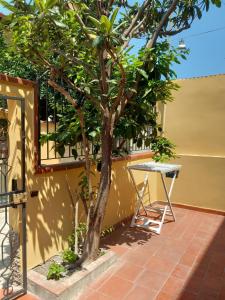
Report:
3,77,155,267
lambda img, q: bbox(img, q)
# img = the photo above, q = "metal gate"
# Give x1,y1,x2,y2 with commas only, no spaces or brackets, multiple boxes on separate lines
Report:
0,95,27,299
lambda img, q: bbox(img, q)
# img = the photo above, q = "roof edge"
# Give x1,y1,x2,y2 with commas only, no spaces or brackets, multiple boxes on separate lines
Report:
176,73,225,81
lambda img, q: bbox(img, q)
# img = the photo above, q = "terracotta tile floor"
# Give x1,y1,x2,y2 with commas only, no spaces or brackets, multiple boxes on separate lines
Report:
78,207,225,300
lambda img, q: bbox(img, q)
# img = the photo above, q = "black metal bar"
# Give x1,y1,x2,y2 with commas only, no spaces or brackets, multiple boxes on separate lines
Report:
3,288,26,300
0,95,27,299
0,95,24,101
37,80,41,166
22,203,27,293
20,99,26,193
46,82,49,160
54,90,57,159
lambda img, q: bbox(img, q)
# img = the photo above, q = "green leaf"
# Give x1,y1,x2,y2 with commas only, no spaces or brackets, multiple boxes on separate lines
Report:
137,68,148,80
54,20,68,28
84,86,90,94
35,0,45,11
0,0,16,12
46,0,58,9
92,36,104,48
205,0,210,11
143,88,152,98
145,138,151,147
112,21,127,33
88,16,101,28
56,144,65,157
89,131,97,138
212,0,221,7
110,7,119,27
100,15,111,33
195,6,202,19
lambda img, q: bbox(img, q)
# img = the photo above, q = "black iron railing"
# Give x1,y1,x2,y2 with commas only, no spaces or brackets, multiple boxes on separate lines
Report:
38,81,151,164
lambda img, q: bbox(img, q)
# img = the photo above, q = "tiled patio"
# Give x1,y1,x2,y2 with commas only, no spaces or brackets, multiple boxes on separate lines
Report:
78,207,225,300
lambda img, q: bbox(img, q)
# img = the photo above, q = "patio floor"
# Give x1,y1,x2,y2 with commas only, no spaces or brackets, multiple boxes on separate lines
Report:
78,207,225,300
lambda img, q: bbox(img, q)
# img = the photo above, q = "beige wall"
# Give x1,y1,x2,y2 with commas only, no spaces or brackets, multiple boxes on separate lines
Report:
159,74,225,212
0,78,157,269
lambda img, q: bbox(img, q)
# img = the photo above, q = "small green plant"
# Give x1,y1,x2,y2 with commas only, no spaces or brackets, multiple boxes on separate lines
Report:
101,226,114,237
67,223,87,252
47,262,65,280
67,233,75,250
76,222,87,242
62,249,78,264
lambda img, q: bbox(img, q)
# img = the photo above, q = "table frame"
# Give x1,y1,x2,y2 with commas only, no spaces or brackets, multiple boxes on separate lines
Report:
128,162,181,234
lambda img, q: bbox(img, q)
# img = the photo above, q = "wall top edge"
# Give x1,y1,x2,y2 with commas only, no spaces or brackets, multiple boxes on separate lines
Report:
0,73,36,87
175,73,225,81
178,153,225,159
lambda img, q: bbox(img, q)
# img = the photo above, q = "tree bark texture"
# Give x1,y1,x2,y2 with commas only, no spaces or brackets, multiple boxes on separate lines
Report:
81,112,113,262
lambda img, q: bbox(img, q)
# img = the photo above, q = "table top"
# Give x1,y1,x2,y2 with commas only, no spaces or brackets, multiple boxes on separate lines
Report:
127,162,182,173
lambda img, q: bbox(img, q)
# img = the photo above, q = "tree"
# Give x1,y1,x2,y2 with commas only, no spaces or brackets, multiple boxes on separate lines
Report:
0,0,221,264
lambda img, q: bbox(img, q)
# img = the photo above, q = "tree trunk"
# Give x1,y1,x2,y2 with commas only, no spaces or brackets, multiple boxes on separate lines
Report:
81,112,113,263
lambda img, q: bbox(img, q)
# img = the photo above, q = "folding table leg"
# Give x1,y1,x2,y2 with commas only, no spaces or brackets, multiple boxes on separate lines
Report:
160,172,177,221
128,169,149,227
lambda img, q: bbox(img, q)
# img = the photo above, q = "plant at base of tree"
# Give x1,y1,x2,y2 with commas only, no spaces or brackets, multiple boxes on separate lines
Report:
62,249,78,264
47,262,65,280
1,0,221,266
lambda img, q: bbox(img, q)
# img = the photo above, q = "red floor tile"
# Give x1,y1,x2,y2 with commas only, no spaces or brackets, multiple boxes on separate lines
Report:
171,264,191,280
97,275,133,299
160,276,185,297
24,207,225,300
114,262,144,282
124,285,158,300
146,256,177,275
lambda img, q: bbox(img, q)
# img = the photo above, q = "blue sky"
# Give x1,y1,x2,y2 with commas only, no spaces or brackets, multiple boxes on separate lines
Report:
130,1,225,79
171,2,225,78
1,1,225,79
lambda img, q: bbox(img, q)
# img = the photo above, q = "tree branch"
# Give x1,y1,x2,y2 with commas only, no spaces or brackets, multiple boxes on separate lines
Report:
160,24,191,36
98,49,108,102
146,0,179,49
106,46,126,114
123,0,151,38
62,76,105,113
48,80,78,108
54,49,96,78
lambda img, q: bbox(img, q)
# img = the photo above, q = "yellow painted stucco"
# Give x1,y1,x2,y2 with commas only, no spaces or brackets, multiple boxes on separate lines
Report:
158,74,225,212
0,78,157,269
1,73,225,270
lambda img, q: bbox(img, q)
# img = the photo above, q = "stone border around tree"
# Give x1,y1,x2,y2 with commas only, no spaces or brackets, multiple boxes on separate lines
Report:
27,251,117,300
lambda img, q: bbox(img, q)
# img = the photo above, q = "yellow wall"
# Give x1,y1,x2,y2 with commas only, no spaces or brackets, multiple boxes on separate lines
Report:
2,73,225,270
0,78,157,269
159,74,225,212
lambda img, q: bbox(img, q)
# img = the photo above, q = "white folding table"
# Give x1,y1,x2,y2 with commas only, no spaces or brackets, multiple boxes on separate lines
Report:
128,162,181,234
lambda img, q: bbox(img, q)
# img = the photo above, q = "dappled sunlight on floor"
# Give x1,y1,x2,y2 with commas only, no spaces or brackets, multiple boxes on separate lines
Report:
79,207,225,300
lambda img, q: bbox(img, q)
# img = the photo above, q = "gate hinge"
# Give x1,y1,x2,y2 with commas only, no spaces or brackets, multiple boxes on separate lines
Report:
10,192,27,204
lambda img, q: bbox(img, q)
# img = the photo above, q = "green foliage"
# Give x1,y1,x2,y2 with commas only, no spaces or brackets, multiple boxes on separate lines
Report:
101,226,114,237
151,137,176,162
62,249,78,264
67,223,87,251
67,232,75,250
1,0,219,162
47,262,65,280
0,33,39,79
76,222,87,243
